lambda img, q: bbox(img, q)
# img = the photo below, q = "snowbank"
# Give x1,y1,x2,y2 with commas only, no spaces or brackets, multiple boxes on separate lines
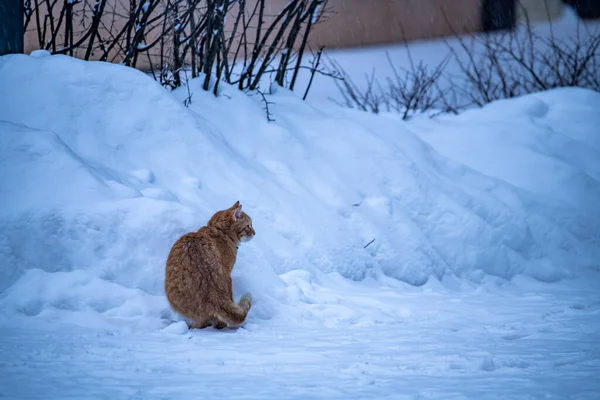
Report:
0,52,599,331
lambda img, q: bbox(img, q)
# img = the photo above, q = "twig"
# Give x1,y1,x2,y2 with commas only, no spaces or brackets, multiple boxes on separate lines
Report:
363,238,375,249
255,89,275,122
303,46,323,100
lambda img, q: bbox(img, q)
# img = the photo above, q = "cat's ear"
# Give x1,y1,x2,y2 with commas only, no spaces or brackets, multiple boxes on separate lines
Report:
231,203,243,221
230,200,240,210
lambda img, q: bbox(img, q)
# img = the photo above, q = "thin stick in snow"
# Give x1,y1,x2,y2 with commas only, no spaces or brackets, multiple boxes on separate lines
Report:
364,238,375,249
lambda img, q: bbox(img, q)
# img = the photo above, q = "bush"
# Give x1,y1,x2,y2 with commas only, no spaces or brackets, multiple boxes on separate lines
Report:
24,0,332,97
329,2,600,119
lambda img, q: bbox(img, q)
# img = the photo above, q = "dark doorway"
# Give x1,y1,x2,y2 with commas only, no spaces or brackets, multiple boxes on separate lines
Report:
482,0,516,31
0,0,24,55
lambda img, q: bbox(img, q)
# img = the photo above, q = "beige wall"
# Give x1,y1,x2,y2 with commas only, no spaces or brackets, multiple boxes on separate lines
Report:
304,0,482,49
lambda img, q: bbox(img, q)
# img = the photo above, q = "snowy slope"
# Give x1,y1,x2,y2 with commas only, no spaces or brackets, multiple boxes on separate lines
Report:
1,50,599,325
0,51,599,399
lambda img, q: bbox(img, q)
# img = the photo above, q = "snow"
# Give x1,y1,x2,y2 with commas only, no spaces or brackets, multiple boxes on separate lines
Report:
1,277,599,399
1,25,600,398
311,1,324,24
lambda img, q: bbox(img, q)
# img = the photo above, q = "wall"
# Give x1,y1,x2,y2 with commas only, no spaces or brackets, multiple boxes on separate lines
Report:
257,0,482,49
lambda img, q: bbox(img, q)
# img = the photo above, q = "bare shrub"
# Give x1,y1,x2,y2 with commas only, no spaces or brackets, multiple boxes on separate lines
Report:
330,62,385,114
330,1,600,118
329,52,455,119
24,0,332,98
448,3,600,107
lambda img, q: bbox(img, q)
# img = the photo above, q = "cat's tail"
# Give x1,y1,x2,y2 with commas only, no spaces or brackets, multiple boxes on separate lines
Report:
217,293,252,328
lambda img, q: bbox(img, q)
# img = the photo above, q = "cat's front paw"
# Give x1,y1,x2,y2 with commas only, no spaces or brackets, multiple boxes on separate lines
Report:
239,292,253,310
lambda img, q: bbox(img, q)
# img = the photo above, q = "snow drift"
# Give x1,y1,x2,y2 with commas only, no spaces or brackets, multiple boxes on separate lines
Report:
0,52,599,330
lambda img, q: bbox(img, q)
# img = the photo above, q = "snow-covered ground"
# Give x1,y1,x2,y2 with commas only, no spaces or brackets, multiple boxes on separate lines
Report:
1,16,600,398
2,277,600,399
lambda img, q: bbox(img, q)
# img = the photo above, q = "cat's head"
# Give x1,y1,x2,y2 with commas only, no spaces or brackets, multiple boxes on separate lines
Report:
208,201,256,244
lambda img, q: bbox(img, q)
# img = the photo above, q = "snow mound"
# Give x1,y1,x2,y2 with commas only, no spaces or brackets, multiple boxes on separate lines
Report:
0,53,599,331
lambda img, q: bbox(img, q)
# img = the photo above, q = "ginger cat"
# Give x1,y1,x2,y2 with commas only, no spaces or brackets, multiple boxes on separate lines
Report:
165,201,255,329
